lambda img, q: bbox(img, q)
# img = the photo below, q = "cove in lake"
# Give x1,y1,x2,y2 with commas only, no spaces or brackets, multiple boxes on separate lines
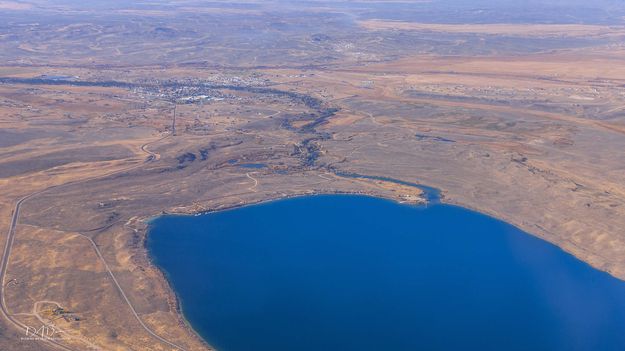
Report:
148,195,625,351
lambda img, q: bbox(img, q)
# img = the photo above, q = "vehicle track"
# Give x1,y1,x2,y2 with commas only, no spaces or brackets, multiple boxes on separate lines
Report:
0,135,186,351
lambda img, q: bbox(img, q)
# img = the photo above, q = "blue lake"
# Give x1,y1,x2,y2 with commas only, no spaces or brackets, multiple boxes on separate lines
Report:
147,195,625,351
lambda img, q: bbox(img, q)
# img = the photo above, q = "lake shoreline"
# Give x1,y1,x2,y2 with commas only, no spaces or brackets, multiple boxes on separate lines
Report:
143,183,624,350
146,192,625,351
143,186,434,350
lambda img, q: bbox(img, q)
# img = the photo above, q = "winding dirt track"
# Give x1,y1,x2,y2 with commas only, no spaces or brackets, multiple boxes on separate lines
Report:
0,135,186,351
246,172,259,192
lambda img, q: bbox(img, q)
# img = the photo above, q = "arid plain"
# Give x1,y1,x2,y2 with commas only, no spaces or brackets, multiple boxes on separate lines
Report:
1,1,625,350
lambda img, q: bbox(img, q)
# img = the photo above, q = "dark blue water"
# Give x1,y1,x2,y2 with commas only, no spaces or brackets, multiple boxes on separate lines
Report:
148,195,625,351
239,163,267,169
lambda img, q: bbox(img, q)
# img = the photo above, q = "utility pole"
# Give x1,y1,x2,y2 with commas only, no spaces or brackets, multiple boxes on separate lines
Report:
171,104,177,136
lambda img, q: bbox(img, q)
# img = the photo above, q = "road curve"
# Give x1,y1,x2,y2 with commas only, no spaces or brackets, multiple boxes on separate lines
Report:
0,135,186,351
0,191,74,351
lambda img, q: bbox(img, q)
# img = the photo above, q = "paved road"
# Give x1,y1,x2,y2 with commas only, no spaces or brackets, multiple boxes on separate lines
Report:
0,135,186,351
